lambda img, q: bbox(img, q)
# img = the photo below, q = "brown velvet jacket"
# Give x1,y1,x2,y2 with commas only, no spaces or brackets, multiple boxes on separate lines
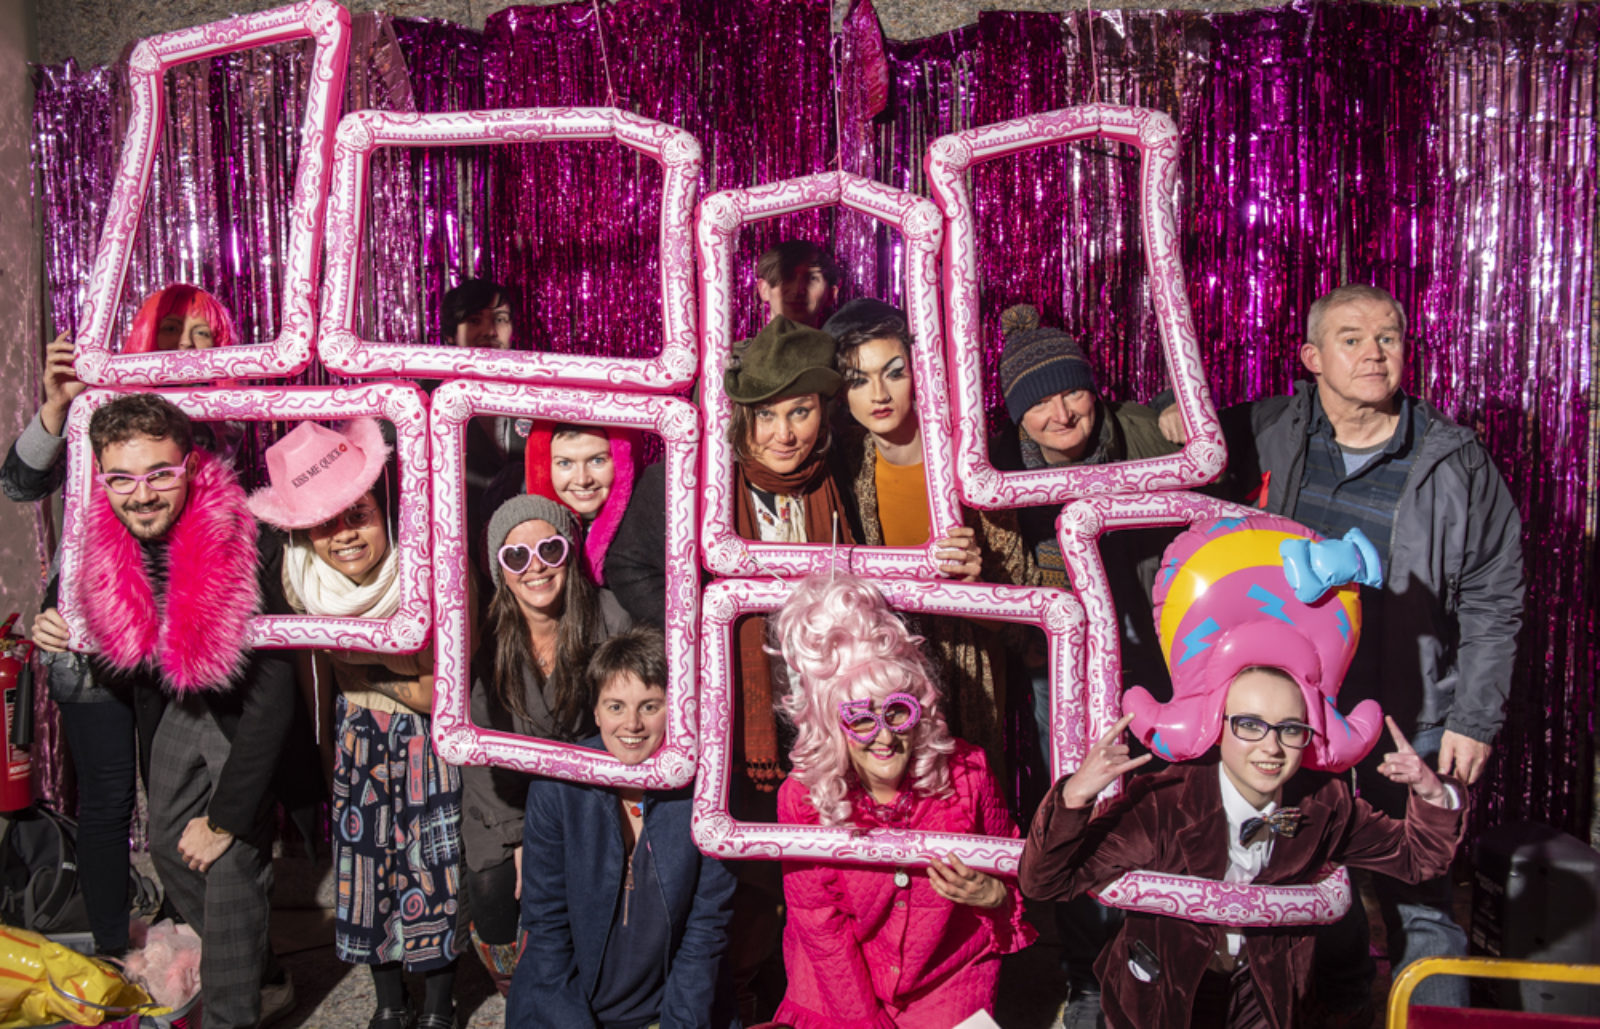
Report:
1019,761,1465,1029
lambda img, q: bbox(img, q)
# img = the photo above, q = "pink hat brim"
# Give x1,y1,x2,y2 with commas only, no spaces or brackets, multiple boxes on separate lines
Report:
246,418,392,530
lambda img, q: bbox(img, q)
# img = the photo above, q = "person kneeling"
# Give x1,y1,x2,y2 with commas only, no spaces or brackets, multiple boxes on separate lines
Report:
507,627,739,1029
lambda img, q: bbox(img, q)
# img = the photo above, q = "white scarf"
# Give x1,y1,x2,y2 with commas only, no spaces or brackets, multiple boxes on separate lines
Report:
283,538,402,619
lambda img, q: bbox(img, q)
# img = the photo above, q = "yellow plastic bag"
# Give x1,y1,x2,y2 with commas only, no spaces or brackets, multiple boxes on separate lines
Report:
0,925,156,1027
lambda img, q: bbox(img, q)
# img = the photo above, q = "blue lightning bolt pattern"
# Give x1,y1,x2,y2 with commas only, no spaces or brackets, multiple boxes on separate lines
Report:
1204,517,1248,535
1151,730,1173,759
1178,617,1220,664
1335,608,1351,641
1247,584,1294,624
1324,695,1352,737
1161,559,1179,584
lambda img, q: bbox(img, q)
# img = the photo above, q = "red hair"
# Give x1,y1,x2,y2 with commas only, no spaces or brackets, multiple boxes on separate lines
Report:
122,284,237,354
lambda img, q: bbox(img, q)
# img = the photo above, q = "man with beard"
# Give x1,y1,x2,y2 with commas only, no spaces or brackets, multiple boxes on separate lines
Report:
33,393,315,1028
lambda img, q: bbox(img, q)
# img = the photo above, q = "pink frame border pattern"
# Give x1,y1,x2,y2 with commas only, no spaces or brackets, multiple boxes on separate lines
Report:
1094,865,1353,927
692,577,1083,873
57,384,433,652
427,381,701,790
695,171,962,579
319,108,702,389
926,104,1226,508
74,2,351,386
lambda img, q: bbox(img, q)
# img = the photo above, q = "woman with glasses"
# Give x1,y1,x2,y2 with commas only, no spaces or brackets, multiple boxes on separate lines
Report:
1019,515,1462,1029
461,493,631,994
768,573,1035,1029
249,419,464,1029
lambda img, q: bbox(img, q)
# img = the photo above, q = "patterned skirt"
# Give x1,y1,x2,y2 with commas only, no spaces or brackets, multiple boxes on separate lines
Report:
332,694,464,970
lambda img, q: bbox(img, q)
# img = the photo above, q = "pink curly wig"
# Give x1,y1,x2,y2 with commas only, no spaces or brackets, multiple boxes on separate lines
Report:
772,573,957,826
123,284,237,354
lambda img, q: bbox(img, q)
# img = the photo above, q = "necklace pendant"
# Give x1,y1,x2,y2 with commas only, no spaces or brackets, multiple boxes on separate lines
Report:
893,868,910,889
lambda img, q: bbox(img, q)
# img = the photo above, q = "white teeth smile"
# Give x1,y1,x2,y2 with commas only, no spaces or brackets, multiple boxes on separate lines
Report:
334,546,365,560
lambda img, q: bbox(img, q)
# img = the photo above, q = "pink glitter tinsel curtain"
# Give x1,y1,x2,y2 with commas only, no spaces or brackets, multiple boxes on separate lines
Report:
30,0,1597,838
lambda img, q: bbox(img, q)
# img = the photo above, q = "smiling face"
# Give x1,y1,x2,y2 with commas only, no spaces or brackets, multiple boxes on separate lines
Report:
1020,388,1099,465
503,518,569,619
843,337,918,446
98,434,192,541
308,491,388,585
549,430,616,517
844,695,914,800
757,264,837,328
156,311,215,351
748,393,823,475
595,671,667,766
454,300,514,349
1301,297,1406,415
1219,669,1308,809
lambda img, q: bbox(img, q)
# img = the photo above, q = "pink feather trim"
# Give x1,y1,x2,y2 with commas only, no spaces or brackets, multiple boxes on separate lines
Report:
76,449,260,694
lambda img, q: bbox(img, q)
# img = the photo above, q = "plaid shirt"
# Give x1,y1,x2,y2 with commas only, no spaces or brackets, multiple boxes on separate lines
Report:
1291,391,1426,571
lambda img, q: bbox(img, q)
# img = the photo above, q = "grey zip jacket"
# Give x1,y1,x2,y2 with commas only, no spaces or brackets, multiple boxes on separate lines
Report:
1220,382,1524,743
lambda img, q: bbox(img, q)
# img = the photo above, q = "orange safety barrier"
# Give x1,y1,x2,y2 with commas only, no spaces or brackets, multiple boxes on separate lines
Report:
1387,956,1600,1029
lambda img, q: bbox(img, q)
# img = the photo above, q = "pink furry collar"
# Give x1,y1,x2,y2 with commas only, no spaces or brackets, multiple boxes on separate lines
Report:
74,449,260,694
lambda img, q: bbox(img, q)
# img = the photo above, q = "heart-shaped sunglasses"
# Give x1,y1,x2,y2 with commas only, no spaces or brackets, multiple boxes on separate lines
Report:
838,693,923,745
497,535,571,576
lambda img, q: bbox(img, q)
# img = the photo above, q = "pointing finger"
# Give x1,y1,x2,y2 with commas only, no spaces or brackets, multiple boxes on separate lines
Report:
1384,716,1415,754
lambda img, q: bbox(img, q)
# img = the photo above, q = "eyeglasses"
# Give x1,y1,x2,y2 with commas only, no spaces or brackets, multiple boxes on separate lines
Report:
498,535,571,576
313,504,379,535
838,693,922,745
1227,715,1317,750
96,463,190,495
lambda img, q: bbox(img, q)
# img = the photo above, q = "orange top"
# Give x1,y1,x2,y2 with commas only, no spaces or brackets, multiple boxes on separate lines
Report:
874,450,931,546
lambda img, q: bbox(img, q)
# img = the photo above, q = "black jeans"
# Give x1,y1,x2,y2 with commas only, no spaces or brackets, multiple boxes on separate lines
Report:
58,694,138,953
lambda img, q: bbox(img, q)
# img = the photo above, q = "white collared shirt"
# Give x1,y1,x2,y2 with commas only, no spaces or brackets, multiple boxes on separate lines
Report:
1217,765,1276,959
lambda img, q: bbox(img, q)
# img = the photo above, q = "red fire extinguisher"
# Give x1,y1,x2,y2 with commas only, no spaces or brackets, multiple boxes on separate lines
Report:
0,612,35,813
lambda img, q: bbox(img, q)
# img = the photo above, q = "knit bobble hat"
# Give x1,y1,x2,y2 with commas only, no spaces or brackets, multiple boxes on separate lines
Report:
485,493,580,588
997,304,1098,424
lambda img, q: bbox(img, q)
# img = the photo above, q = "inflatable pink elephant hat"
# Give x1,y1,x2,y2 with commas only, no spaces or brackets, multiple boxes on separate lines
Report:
1122,513,1386,773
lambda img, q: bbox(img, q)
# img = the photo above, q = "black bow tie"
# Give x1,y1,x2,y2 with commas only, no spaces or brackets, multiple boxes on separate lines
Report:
1239,807,1303,847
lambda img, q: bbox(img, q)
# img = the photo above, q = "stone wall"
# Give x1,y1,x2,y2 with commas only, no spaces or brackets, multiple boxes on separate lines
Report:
41,0,1279,68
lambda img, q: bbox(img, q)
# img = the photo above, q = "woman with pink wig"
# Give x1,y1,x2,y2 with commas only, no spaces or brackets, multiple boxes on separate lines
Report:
769,573,1035,1029
121,283,237,353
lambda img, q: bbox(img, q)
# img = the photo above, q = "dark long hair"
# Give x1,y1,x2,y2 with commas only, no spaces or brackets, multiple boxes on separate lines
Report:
485,526,603,740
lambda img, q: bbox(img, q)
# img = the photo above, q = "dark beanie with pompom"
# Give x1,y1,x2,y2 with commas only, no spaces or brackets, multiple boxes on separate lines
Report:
997,304,1097,423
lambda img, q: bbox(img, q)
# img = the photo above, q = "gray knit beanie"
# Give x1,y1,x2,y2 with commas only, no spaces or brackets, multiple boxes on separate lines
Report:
486,493,580,587
997,304,1097,423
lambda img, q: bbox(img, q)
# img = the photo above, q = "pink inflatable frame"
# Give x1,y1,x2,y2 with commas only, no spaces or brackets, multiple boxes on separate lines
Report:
925,104,1225,508
693,577,1084,873
1093,865,1353,927
318,108,702,389
695,171,963,579
73,1,351,386
57,383,433,652
427,381,701,790
1054,491,1258,796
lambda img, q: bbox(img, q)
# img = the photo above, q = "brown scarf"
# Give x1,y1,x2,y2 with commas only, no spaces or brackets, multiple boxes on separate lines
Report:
732,454,855,791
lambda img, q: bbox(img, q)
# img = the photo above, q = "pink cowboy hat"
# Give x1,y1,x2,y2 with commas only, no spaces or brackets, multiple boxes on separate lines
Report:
246,418,391,530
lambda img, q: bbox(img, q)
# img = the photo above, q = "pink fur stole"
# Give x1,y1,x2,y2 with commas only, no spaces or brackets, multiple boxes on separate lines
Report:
75,449,260,694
